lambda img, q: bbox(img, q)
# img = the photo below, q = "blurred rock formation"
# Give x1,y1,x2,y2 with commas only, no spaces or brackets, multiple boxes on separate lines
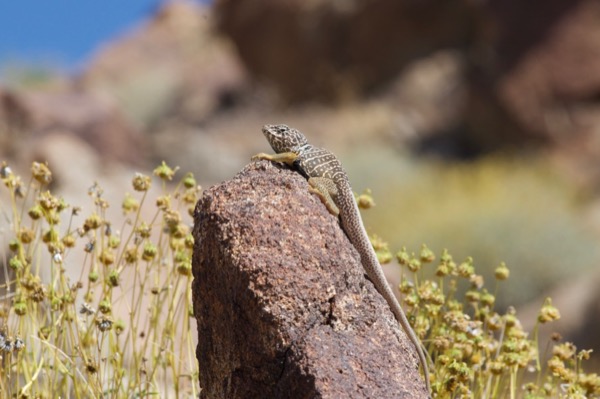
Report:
0,86,144,166
466,0,600,183
80,1,247,131
215,0,472,103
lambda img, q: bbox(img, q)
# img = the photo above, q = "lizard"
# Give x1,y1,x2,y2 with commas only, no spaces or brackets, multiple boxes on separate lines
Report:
252,124,431,394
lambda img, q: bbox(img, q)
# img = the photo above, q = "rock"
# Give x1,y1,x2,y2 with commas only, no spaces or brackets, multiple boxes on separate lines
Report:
0,86,145,166
78,0,250,176
0,88,30,160
27,90,145,165
192,161,427,398
31,131,102,190
80,0,247,131
466,0,600,155
215,0,471,102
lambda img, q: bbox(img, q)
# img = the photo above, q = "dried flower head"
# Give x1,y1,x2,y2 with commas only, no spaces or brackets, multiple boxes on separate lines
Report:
153,161,178,181
495,262,510,280
538,298,560,323
420,244,435,263
182,172,197,188
396,247,410,266
83,213,102,231
38,191,59,211
356,189,375,210
122,193,140,213
457,257,474,278
31,161,52,185
156,195,171,210
132,173,152,191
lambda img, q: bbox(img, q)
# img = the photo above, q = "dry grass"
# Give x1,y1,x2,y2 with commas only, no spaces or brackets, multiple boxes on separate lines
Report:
0,161,199,398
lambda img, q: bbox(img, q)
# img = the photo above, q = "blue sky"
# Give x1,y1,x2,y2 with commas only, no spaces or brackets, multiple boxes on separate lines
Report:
0,0,172,72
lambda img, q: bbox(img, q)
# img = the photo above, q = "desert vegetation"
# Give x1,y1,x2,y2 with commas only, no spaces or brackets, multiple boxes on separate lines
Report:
0,161,199,398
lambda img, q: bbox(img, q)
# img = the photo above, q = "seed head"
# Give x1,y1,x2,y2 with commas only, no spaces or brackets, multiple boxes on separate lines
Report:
122,193,140,213
31,161,52,185
132,173,152,192
538,298,560,323
142,243,157,261
420,244,435,263
182,172,197,188
153,161,178,181
495,262,510,280
356,189,375,210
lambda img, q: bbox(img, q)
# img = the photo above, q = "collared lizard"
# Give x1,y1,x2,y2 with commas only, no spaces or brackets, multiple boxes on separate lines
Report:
252,124,431,393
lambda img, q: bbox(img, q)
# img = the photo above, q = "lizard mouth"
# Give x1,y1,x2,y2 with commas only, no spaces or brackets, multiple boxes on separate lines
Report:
262,124,275,134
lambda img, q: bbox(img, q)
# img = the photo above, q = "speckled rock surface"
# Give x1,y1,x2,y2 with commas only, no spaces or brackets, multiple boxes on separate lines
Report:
192,160,428,398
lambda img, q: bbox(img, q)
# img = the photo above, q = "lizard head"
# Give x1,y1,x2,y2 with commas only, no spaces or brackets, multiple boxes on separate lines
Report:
262,124,308,153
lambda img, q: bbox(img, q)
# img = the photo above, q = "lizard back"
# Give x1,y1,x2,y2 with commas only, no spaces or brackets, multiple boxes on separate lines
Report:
295,144,384,281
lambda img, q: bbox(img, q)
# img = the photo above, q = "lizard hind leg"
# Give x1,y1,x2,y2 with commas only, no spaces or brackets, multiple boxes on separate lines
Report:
307,177,340,216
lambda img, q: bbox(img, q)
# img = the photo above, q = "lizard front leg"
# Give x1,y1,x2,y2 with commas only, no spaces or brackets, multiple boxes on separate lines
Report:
252,152,298,167
307,177,340,217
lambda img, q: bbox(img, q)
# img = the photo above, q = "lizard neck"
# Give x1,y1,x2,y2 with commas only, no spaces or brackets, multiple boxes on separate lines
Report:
293,143,312,155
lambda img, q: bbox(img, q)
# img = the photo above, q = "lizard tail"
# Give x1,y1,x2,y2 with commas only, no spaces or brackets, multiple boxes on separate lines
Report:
339,183,432,394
